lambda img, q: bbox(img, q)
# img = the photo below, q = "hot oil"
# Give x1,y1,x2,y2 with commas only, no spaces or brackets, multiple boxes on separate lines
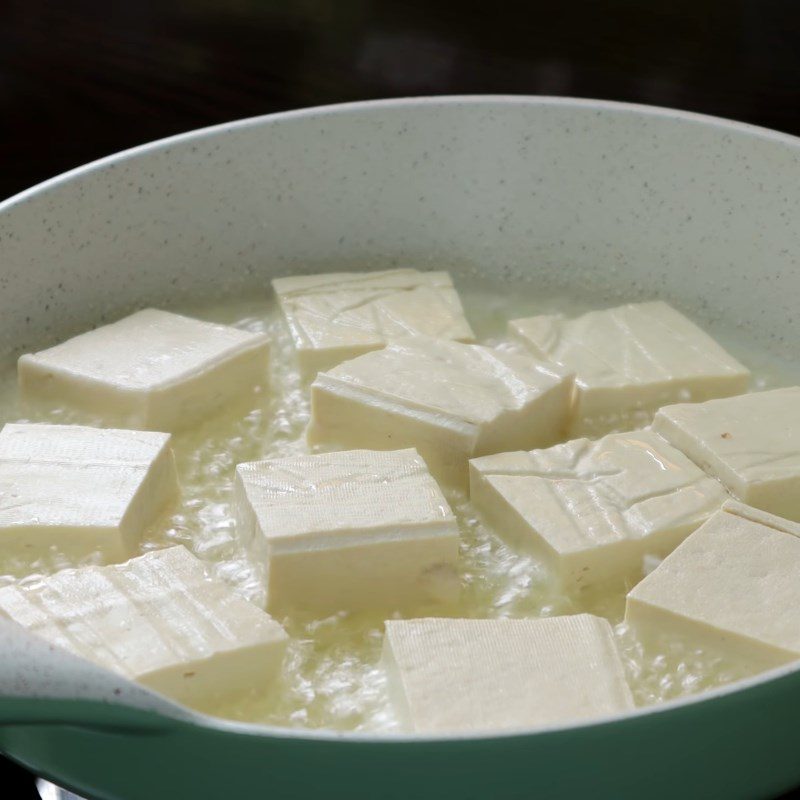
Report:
0,285,795,731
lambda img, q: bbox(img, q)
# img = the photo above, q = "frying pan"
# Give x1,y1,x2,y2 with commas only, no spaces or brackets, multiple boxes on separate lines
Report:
1,97,799,799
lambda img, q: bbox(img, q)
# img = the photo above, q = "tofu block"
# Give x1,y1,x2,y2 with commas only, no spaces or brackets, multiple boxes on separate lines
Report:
307,337,574,488
0,546,289,709
653,387,800,522
235,448,460,613
626,503,800,669
509,301,750,437
18,309,270,432
0,423,178,563
470,429,728,590
382,614,634,733
273,269,475,377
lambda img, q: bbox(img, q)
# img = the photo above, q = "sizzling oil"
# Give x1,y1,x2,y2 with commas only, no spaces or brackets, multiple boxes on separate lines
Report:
0,286,795,731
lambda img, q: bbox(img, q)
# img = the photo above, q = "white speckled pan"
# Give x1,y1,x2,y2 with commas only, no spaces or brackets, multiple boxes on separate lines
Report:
1,97,799,800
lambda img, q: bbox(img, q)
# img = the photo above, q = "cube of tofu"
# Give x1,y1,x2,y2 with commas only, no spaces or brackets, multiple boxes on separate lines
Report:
273,269,475,378
307,337,574,488
653,387,800,522
470,430,727,591
626,502,800,669
509,301,750,437
18,309,270,432
0,546,289,709
235,449,460,613
0,423,178,563
382,614,633,733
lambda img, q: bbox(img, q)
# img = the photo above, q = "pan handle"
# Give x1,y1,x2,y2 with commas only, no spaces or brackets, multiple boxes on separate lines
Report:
0,619,192,732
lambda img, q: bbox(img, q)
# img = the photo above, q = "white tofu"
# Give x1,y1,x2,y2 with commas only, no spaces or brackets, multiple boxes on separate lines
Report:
382,614,634,733
18,309,270,432
653,387,800,522
273,269,475,377
235,448,460,613
0,423,178,563
470,429,727,590
307,337,574,488
509,301,750,437
0,546,289,709
626,502,800,669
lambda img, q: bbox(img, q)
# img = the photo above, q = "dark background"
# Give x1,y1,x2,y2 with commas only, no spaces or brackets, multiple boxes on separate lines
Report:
3,0,800,202
1,0,800,797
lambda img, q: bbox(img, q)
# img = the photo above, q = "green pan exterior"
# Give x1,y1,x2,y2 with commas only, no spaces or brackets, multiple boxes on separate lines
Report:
3,667,800,800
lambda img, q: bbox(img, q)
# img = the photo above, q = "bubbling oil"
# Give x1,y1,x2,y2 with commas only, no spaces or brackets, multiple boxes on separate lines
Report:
0,286,793,731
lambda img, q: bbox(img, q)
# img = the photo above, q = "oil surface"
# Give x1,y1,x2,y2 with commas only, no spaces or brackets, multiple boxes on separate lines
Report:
0,285,796,731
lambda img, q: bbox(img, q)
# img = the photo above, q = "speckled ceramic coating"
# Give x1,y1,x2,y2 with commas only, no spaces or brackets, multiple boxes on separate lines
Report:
0,618,190,723
1,97,800,800
1,97,799,360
